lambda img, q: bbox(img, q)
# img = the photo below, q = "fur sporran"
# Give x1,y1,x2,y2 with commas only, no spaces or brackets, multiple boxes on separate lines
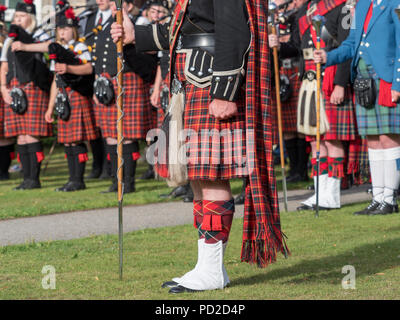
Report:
165,78,188,187
297,72,330,135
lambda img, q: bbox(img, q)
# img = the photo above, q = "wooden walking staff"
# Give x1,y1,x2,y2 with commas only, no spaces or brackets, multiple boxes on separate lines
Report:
269,2,288,212
311,15,325,218
114,0,125,280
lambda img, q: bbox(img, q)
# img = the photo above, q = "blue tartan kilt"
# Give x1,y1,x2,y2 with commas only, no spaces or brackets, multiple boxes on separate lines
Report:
355,59,400,136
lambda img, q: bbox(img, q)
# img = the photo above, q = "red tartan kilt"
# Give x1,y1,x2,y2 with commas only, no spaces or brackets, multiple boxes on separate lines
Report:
4,80,53,138
156,106,165,128
175,53,247,181
57,89,99,144
0,96,5,139
306,87,358,142
97,72,152,140
280,66,300,133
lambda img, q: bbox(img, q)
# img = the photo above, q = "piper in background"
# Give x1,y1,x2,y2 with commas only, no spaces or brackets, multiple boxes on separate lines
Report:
0,0,53,190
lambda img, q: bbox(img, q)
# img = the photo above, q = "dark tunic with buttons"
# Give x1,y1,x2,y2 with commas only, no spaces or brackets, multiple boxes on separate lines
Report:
135,0,251,180
90,14,153,140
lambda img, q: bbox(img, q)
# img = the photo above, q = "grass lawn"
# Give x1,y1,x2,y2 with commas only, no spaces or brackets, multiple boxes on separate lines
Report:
0,145,308,220
0,201,399,300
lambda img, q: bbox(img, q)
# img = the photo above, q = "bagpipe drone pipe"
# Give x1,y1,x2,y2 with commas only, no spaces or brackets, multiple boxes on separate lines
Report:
8,24,53,92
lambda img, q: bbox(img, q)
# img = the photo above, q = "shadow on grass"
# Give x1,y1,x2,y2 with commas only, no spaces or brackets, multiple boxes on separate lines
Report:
232,238,400,286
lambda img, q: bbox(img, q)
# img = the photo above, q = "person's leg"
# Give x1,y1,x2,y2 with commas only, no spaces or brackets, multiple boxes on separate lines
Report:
25,136,43,189
88,136,105,179
325,140,345,209
369,134,400,214
283,133,298,180
56,144,74,191
122,140,140,193
295,134,310,182
298,140,328,210
0,140,14,180
69,143,88,191
169,179,234,293
354,135,384,215
102,138,118,193
14,135,30,189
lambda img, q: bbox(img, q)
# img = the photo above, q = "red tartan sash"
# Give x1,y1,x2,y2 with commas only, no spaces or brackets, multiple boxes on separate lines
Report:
298,0,347,36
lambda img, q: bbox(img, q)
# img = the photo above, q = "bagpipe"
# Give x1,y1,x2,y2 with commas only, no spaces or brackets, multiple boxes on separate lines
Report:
7,24,53,114
48,42,94,98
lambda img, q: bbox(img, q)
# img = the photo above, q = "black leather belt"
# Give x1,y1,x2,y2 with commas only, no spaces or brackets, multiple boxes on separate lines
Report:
178,33,215,55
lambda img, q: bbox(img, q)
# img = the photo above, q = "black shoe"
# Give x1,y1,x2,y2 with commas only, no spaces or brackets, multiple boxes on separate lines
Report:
13,180,28,190
368,201,399,215
234,192,245,205
182,186,194,202
55,181,71,192
168,285,200,294
139,168,155,180
353,200,380,216
161,281,178,289
307,184,315,190
86,168,102,180
296,204,314,211
62,181,86,192
23,179,41,190
101,181,118,193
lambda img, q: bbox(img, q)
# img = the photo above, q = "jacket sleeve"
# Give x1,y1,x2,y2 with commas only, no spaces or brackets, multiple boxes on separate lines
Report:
135,23,170,52
331,5,352,87
391,0,400,92
326,5,356,68
209,0,251,102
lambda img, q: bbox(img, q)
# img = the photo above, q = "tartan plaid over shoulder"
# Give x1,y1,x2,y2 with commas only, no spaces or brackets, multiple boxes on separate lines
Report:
241,0,289,268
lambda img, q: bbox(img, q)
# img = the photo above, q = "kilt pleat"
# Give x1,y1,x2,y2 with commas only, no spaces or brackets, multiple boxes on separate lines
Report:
57,89,99,144
4,79,52,138
175,53,247,181
97,72,152,140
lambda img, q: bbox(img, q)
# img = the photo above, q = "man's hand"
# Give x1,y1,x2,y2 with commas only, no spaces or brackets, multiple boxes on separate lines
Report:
268,34,280,49
314,49,327,64
209,99,238,120
110,2,135,45
11,41,25,52
330,85,345,105
54,63,67,75
392,90,400,103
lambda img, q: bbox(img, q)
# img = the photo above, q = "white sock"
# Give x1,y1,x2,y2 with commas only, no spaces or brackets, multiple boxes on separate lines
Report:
368,148,385,203
383,147,400,205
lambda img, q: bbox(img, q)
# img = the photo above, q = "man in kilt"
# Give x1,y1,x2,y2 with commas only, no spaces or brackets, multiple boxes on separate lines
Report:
92,0,153,194
270,0,360,210
111,0,289,293
315,0,400,215
0,4,16,181
0,0,53,190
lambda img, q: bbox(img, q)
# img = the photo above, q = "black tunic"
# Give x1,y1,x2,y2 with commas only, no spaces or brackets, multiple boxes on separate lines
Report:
135,0,251,102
